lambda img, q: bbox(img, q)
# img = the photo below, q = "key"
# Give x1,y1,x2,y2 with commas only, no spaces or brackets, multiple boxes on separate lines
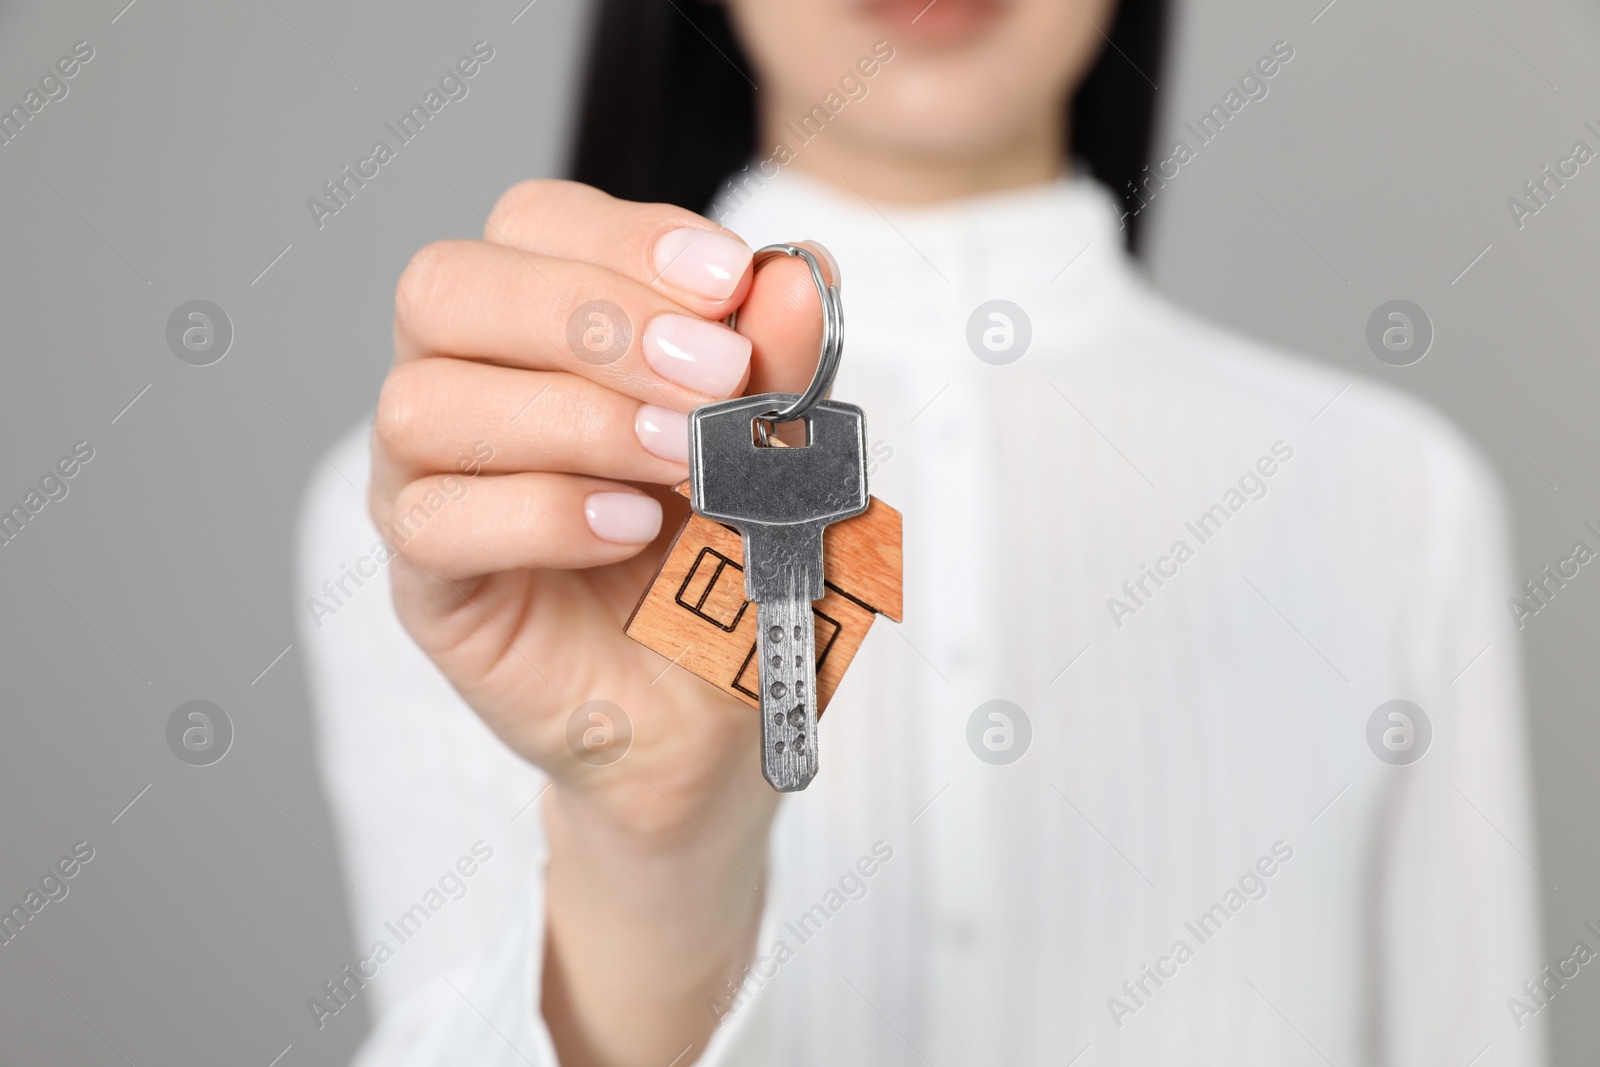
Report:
690,393,870,791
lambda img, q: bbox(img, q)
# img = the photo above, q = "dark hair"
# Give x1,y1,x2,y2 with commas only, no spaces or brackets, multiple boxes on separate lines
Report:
570,0,1169,252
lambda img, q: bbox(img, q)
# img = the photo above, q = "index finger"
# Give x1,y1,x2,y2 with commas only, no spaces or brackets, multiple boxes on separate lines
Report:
483,180,754,320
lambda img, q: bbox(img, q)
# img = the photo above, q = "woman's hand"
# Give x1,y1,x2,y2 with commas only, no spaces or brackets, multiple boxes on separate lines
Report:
371,179,828,1065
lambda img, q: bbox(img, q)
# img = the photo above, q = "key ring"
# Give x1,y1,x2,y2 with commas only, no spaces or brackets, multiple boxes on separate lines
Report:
725,243,843,432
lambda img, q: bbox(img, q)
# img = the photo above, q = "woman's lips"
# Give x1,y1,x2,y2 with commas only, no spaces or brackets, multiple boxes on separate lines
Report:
862,0,1008,44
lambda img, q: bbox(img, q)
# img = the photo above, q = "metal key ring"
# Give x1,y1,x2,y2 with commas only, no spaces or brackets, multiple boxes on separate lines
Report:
725,243,843,427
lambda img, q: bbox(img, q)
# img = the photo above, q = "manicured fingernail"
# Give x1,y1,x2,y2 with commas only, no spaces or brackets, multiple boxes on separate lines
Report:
584,492,662,544
653,228,751,301
635,404,689,464
643,314,752,396
801,241,842,292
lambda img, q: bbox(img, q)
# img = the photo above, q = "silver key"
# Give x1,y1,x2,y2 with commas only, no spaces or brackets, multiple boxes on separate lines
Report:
690,393,870,791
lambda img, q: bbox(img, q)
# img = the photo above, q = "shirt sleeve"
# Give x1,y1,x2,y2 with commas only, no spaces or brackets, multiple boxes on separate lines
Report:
351,849,784,1067
1376,437,1549,1065
296,420,780,1066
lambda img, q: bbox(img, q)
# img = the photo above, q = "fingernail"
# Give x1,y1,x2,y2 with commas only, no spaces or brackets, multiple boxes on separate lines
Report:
800,241,842,293
643,314,752,396
635,404,689,464
584,492,662,544
653,228,751,301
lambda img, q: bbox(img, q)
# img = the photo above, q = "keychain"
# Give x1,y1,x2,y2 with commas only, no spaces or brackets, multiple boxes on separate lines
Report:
625,245,903,791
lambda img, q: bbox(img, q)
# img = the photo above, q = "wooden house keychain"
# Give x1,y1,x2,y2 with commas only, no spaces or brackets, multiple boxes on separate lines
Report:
626,244,903,791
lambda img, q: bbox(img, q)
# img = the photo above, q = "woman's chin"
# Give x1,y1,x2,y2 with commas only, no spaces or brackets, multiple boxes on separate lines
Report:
847,76,1038,155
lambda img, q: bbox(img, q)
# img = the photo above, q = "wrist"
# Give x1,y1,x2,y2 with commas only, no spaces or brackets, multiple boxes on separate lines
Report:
539,776,776,1064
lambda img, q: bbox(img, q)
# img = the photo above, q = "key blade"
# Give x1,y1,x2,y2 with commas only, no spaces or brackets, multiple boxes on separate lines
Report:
743,521,825,602
756,572,820,792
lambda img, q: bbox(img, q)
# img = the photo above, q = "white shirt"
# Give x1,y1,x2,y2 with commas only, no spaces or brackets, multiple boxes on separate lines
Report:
296,171,1547,1065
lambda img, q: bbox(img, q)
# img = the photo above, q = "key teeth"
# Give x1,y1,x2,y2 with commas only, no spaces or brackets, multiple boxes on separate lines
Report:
753,580,821,792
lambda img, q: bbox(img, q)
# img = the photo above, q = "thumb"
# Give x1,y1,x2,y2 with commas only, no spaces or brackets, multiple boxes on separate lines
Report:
729,242,838,400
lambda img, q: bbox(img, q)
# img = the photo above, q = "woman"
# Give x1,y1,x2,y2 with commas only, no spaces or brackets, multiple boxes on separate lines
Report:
297,0,1545,1063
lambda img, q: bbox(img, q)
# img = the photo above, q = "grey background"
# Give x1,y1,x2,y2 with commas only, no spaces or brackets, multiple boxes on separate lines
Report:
0,0,1594,1063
